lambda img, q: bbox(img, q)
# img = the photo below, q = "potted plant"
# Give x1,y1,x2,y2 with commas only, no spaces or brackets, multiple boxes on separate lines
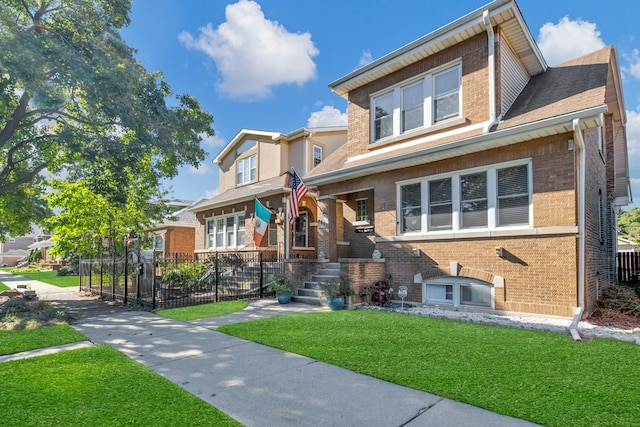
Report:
268,272,293,304
322,275,354,310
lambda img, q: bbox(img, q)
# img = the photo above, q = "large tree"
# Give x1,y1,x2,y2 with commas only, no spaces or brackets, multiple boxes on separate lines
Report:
0,0,214,239
618,207,640,243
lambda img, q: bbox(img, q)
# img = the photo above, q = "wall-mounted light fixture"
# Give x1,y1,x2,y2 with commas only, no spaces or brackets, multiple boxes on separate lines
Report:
412,248,420,257
495,247,504,257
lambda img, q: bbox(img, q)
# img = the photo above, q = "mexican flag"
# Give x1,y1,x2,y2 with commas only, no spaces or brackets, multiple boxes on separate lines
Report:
253,198,272,246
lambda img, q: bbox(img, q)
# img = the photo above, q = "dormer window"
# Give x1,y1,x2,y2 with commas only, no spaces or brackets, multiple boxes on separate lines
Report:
236,154,256,185
371,62,462,143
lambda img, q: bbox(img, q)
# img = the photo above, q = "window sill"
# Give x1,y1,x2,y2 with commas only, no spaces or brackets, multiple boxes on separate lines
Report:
375,226,579,242
352,221,371,226
369,116,467,148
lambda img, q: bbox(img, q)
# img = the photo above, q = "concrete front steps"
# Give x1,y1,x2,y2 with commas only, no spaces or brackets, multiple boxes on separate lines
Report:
291,262,340,306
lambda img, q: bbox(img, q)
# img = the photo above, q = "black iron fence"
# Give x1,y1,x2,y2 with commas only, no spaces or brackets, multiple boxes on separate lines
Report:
617,251,639,284
79,250,283,310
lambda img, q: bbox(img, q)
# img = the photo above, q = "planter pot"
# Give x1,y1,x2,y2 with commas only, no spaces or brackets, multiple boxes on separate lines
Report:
276,292,292,304
326,296,345,311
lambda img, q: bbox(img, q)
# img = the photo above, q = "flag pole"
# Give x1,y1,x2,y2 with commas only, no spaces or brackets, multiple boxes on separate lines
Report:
285,195,290,260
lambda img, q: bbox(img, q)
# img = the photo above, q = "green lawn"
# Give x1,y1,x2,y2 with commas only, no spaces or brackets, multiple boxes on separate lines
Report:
0,345,241,426
0,324,86,355
0,282,9,291
158,300,248,321
218,310,640,427
10,270,79,287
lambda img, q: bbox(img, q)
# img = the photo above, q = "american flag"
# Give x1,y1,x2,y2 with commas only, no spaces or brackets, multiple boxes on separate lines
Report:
287,170,308,224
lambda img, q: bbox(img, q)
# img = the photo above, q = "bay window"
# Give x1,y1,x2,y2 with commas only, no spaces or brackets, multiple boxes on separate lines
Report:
371,62,461,143
206,213,246,249
398,161,531,235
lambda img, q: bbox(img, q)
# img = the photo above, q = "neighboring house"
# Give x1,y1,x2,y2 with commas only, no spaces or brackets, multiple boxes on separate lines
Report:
303,0,631,318
0,233,51,266
147,200,198,258
190,127,347,259
618,236,639,252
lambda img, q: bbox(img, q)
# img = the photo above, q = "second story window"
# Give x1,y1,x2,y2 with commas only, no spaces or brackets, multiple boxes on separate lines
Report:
371,62,461,143
236,155,256,185
313,145,323,167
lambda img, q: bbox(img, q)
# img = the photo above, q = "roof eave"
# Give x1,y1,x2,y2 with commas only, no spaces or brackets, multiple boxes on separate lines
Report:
329,0,546,98
305,106,607,187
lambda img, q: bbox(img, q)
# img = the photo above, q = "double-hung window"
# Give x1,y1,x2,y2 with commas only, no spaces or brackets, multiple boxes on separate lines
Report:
398,161,531,235
371,63,461,143
374,92,394,141
206,213,246,249
433,66,461,123
236,155,256,185
356,198,369,223
460,172,488,228
313,145,323,167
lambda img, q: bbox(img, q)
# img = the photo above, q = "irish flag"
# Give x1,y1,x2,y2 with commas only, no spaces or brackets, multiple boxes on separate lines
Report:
253,198,272,246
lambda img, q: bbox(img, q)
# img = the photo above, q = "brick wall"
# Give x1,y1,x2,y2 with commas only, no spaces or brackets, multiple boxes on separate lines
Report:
165,227,195,255
347,34,489,157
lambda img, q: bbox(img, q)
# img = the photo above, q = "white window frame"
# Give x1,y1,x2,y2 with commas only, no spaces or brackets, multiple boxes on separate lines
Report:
370,62,462,143
313,145,323,167
423,277,494,309
355,198,369,224
397,160,532,236
236,155,256,185
206,212,246,250
153,234,165,252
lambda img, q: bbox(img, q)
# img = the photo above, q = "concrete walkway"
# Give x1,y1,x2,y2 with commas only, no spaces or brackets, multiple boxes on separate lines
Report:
1,271,541,426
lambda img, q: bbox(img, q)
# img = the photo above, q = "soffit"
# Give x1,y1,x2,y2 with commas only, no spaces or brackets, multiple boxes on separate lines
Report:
329,0,545,98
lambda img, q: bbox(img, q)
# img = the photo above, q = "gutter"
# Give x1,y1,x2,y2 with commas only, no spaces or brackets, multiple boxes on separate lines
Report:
305,106,607,187
572,118,586,316
483,10,497,133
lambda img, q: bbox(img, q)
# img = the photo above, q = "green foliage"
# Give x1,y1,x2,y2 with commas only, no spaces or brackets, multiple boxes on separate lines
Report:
0,345,241,426
220,310,640,427
158,300,249,322
27,248,42,264
598,285,640,316
8,270,79,288
268,272,293,294
0,1,214,238
618,207,640,242
0,324,84,354
321,275,355,298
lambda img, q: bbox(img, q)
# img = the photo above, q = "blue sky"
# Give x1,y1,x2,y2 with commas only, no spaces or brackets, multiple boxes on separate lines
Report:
120,0,640,210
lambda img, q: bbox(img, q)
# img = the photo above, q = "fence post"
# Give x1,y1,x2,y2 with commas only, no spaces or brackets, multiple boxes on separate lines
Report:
124,246,128,305
259,251,264,299
152,251,157,311
112,251,116,300
214,253,219,303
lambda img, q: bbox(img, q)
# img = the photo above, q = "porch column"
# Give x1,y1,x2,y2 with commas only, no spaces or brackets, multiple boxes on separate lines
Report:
317,196,337,261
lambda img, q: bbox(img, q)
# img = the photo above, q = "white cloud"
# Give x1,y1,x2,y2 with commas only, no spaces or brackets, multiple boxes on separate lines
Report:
627,109,640,155
188,164,212,176
179,0,318,99
204,187,219,199
358,50,372,68
623,49,640,80
537,16,606,66
200,133,226,149
307,106,347,127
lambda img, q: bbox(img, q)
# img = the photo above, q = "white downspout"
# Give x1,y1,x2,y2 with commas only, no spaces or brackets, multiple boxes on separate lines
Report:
573,118,586,311
483,10,496,133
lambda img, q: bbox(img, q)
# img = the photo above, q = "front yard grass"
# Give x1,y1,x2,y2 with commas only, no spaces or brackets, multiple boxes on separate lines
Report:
218,309,640,427
157,300,248,321
10,270,79,287
0,324,86,355
0,282,9,291
0,345,241,426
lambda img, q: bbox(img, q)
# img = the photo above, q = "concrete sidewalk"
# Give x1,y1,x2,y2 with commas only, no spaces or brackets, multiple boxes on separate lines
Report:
1,271,540,426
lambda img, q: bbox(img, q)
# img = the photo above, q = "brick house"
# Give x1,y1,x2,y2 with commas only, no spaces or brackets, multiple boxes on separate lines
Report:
303,0,632,318
147,200,198,258
189,127,347,259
